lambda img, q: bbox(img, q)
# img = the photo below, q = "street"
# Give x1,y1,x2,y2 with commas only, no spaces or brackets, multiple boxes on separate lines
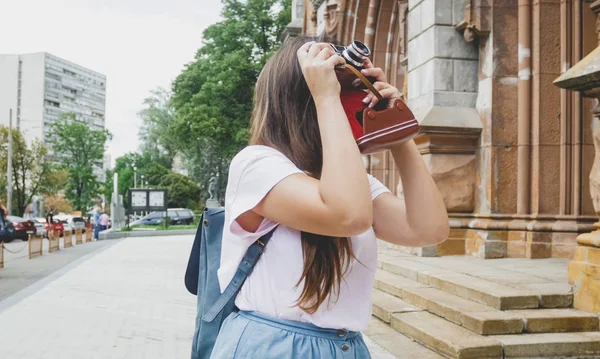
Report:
0,236,396,359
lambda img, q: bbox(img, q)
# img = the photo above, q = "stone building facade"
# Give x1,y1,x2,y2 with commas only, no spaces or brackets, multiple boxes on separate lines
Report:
291,0,600,259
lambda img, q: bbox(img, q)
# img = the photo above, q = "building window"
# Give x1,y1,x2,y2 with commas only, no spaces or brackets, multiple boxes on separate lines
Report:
45,100,60,108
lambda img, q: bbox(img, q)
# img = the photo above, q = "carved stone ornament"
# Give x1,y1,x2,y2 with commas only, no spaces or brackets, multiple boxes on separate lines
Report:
324,2,340,38
311,0,326,9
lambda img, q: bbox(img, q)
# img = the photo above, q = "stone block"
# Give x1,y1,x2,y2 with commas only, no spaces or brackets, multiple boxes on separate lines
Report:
409,27,436,71
534,2,561,74
375,269,429,298
429,154,476,212
437,239,466,256
488,5,518,76
421,0,436,30
491,332,600,358
434,26,478,59
435,0,454,25
409,0,425,11
569,251,600,314
408,65,422,99
408,4,422,40
432,59,454,91
427,272,539,309
526,242,552,259
372,289,423,323
364,318,446,359
506,240,526,258
432,91,478,107
490,146,518,213
391,311,503,358
461,311,524,335
509,308,599,333
453,60,478,92
452,0,466,25
491,77,519,146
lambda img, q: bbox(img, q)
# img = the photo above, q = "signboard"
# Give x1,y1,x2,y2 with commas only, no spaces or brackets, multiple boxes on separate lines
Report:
127,189,168,213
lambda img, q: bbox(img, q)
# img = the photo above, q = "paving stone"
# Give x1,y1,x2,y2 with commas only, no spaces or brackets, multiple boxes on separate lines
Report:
372,289,423,323
374,269,428,297
509,309,599,333
491,332,600,358
364,318,445,359
427,272,539,310
391,311,503,359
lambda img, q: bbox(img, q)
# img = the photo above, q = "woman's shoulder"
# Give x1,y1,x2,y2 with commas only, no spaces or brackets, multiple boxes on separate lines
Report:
230,145,292,171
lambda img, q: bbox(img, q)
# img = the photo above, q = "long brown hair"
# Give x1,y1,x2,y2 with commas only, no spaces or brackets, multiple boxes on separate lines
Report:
249,36,355,313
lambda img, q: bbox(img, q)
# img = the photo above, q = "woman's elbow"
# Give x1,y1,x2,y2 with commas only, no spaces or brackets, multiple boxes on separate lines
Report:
337,209,373,236
421,220,450,246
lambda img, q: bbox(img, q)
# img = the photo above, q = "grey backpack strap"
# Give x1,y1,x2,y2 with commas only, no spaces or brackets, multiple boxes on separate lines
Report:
202,227,276,322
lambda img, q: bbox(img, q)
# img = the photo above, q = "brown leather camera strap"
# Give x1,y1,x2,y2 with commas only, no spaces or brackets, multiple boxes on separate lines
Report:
342,64,383,100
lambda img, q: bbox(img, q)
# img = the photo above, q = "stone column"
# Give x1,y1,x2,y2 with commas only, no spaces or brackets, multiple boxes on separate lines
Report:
554,2,600,311
281,0,306,41
399,0,482,257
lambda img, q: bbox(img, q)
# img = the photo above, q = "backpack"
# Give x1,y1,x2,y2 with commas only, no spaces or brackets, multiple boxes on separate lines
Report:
184,207,275,359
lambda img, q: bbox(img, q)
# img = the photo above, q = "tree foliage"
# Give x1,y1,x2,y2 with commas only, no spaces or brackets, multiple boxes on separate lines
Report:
51,113,112,211
171,0,291,203
0,127,65,216
137,87,178,169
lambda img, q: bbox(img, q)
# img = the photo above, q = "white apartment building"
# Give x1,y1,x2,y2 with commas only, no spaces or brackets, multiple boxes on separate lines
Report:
0,52,107,181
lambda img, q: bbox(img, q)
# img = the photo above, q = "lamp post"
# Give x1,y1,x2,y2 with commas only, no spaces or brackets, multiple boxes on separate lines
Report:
140,174,145,189
133,166,137,188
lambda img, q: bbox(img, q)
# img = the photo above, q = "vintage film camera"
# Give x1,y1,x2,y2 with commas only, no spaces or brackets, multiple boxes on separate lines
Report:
331,40,419,154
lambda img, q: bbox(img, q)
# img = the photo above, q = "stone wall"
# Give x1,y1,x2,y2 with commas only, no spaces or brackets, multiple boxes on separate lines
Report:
303,0,598,259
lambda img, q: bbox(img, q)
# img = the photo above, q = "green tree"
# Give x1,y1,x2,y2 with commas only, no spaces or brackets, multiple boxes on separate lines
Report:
171,0,291,203
51,113,112,211
137,87,178,169
0,127,66,216
158,172,201,209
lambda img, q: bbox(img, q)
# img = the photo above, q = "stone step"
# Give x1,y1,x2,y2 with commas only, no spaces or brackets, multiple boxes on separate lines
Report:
380,258,572,309
509,308,599,333
376,269,524,335
390,311,503,359
364,317,445,359
371,289,422,323
491,332,600,358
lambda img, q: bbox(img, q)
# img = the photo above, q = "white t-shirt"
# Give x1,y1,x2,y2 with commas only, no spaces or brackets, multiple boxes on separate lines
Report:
217,145,390,331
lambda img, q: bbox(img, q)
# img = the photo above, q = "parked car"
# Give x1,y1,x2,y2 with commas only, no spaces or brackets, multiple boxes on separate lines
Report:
56,215,86,233
0,220,17,243
5,216,37,241
45,219,64,237
132,208,195,226
32,218,48,238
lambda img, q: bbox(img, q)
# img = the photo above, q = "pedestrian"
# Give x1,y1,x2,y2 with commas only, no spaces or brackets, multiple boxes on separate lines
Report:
208,37,449,359
0,199,8,241
93,208,101,239
45,205,55,238
99,211,109,231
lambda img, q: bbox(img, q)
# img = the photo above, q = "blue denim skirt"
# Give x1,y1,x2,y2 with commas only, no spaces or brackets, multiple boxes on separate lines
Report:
210,311,372,359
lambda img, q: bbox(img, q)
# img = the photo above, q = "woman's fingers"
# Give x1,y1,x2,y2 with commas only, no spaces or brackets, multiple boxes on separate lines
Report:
361,59,386,82
362,82,400,108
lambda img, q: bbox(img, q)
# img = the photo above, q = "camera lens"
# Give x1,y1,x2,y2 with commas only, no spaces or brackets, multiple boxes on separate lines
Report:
342,40,371,68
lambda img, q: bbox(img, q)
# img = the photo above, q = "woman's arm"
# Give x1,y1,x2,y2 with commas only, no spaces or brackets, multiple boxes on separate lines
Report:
245,42,372,237
372,141,449,247
360,59,449,247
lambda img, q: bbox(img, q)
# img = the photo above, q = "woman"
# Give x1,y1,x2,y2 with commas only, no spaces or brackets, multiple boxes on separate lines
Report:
211,37,449,358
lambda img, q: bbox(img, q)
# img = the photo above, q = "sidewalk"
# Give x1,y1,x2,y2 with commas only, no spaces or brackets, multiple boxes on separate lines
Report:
0,235,397,359
0,238,115,302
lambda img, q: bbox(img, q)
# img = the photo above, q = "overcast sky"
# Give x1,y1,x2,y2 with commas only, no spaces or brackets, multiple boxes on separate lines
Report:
0,0,223,166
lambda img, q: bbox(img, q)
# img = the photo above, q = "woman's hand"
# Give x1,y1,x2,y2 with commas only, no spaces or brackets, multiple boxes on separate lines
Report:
359,58,402,109
297,42,346,105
